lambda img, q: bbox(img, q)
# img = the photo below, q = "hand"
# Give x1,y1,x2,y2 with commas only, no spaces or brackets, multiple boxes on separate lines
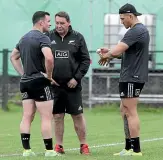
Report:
67,78,78,88
97,51,111,66
97,48,111,59
98,58,110,66
41,72,60,86
98,49,113,66
98,54,113,66
96,47,109,54
100,52,112,59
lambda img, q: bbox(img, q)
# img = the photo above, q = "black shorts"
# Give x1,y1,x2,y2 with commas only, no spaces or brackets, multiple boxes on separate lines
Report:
119,82,145,98
20,78,53,101
52,86,83,115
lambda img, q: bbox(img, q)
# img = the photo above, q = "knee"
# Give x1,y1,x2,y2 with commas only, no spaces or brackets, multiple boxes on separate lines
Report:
31,113,35,122
120,106,124,114
72,114,83,121
123,104,129,116
53,114,64,122
123,104,136,117
72,114,85,128
22,112,35,123
120,104,126,117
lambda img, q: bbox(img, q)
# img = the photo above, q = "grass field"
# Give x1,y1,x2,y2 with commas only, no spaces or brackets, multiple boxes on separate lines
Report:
0,103,163,160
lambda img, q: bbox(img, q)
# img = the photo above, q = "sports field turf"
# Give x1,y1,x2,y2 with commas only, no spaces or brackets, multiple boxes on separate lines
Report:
0,103,163,160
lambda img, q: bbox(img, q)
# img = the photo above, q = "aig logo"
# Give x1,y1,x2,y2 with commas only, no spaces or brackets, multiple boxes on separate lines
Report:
55,50,69,58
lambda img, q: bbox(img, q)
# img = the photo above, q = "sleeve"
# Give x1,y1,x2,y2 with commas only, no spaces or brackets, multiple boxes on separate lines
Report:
121,28,140,47
15,43,20,51
74,34,90,82
40,34,51,49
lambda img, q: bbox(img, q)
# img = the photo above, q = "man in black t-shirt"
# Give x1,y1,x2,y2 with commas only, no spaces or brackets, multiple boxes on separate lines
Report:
97,4,149,156
10,11,59,157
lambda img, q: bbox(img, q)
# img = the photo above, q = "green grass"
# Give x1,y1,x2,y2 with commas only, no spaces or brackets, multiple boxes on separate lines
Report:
0,104,163,159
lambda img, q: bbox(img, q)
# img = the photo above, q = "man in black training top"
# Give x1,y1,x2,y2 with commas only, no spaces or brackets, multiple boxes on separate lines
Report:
97,4,149,156
46,11,90,155
10,11,59,157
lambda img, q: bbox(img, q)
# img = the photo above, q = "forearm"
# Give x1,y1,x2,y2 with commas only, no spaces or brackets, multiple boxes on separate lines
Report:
11,59,24,76
108,48,122,58
105,42,128,59
44,58,54,78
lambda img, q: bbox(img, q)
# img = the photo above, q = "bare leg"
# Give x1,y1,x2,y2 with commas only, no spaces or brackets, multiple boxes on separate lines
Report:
122,98,141,152
20,99,36,134
53,113,65,145
71,113,86,144
36,100,53,139
20,99,36,150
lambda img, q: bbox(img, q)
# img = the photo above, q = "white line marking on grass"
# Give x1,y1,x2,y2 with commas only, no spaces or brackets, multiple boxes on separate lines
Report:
0,134,13,137
65,137,163,151
0,137,163,157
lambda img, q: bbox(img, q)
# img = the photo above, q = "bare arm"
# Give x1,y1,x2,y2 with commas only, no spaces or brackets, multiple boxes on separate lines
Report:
99,42,129,59
98,27,139,66
108,42,129,58
98,42,129,66
41,47,54,79
10,48,24,75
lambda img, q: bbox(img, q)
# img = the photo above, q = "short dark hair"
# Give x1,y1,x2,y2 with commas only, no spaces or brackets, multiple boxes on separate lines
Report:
32,11,50,25
55,11,70,22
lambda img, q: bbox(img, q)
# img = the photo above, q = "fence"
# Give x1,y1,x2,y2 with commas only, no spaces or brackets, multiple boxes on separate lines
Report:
86,51,163,108
0,49,10,111
1,49,163,111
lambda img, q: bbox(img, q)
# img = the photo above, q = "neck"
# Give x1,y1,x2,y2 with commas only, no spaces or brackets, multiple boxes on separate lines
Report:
59,29,69,38
33,25,43,33
131,19,140,28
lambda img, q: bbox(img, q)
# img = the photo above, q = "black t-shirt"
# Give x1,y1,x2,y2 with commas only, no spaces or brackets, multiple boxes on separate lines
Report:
16,30,51,81
120,23,150,83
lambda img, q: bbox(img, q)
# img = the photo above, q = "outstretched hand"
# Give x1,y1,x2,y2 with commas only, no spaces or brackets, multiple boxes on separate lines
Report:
96,48,112,66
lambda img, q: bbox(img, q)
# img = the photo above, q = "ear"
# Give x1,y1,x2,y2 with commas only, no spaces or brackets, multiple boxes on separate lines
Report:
130,14,134,20
38,20,43,26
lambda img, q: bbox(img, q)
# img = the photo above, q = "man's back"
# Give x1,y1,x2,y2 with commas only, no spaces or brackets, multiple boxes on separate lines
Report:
120,23,150,83
17,30,51,78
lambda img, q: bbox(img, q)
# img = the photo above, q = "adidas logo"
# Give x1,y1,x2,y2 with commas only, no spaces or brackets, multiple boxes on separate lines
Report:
51,40,56,44
78,106,82,111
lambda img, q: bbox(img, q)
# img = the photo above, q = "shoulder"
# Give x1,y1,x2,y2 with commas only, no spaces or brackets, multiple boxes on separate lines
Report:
18,31,32,43
45,29,55,37
38,33,51,44
40,32,49,39
71,29,80,35
25,30,49,40
49,29,55,35
72,30,83,36
129,24,148,35
71,29,85,40
21,30,32,38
